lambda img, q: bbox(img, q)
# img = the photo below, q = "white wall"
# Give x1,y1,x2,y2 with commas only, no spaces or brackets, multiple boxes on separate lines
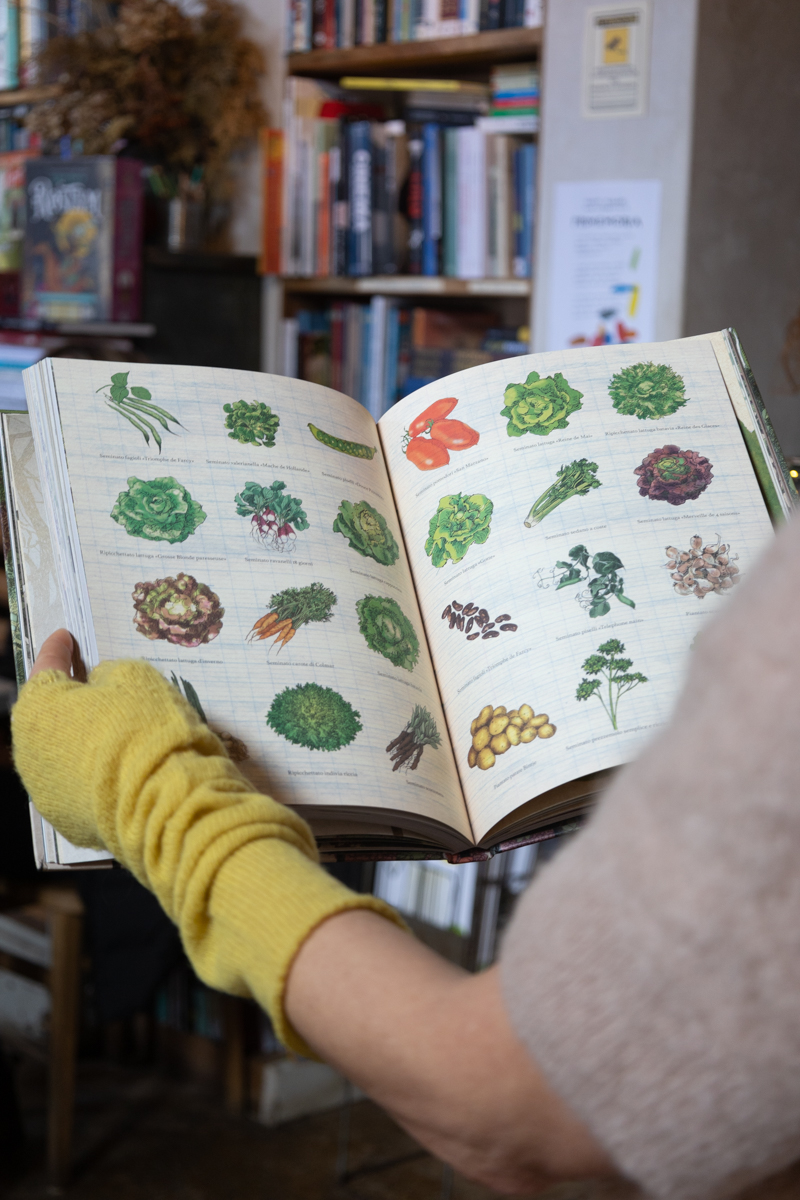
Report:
532,0,699,351
228,0,286,255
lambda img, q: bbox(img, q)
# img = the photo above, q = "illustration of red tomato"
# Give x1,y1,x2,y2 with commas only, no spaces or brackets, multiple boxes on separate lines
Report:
428,418,480,451
408,397,458,438
405,436,450,470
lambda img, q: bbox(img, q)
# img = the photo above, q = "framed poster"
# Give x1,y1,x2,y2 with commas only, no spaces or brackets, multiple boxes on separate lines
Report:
583,2,652,119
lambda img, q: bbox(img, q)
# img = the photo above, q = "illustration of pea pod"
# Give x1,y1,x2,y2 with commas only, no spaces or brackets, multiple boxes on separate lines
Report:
308,423,377,459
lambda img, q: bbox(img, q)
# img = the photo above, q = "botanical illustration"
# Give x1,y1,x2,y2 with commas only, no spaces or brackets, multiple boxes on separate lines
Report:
524,460,602,528
501,370,583,438
234,480,309,552
609,361,687,420
224,399,279,448
424,492,493,568
132,573,224,647
170,673,248,762
308,423,377,460
402,396,480,471
635,445,713,505
355,594,420,671
98,372,181,452
110,475,206,544
665,535,740,598
576,639,647,730
386,706,442,771
267,681,362,751
332,499,400,566
468,703,556,772
552,545,635,618
441,599,517,642
246,583,337,652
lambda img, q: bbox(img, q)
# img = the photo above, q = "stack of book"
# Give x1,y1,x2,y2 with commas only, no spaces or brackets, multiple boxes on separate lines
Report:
484,62,539,131
282,299,529,419
262,77,537,279
288,0,542,51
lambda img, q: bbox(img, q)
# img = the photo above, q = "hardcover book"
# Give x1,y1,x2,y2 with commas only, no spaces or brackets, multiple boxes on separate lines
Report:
21,156,143,324
0,330,793,868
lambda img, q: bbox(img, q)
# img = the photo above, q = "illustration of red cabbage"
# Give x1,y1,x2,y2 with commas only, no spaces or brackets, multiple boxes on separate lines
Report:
634,445,713,505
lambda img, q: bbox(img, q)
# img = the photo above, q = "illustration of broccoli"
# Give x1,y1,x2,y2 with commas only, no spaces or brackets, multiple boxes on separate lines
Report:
609,361,687,420
267,682,362,751
576,639,647,730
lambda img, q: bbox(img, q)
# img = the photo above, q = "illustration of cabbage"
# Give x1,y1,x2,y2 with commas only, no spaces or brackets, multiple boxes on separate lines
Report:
609,361,688,420
635,445,713,505
110,476,207,544
132,573,224,647
223,399,280,448
332,499,400,566
355,594,420,671
424,492,493,568
501,371,583,437
267,681,362,751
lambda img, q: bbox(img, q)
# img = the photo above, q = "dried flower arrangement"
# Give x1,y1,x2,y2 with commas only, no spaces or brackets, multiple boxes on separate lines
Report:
25,0,265,203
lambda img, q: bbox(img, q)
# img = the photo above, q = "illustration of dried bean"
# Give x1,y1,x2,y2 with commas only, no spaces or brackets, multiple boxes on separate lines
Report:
464,603,477,616
456,613,465,631
466,632,480,641
465,617,474,634
500,623,518,632
495,614,511,623
442,604,452,620
478,608,489,625
449,612,457,629
452,600,463,611
482,630,500,639
484,621,495,630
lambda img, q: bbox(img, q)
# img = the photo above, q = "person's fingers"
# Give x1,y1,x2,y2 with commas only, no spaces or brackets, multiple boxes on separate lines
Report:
30,629,77,678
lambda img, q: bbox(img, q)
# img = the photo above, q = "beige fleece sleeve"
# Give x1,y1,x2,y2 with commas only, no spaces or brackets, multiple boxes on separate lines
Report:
500,511,800,1200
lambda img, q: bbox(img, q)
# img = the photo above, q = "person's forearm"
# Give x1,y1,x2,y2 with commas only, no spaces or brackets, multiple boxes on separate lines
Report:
285,908,613,1192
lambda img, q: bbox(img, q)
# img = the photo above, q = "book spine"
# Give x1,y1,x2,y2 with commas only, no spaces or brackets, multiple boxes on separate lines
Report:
494,134,510,278
112,158,144,322
5,0,18,89
332,127,348,276
456,125,485,279
260,129,283,275
340,0,355,43
383,299,400,409
281,317,299,377
522,139,536,277
331,300,344,392
485,133,498,277
324,0,336,45
511,142,524,279
421,122,441,277
362,0,375,43
359,304,372,407
301,120,316,276
406,126,423,275
366,294,387,419
312,0,326,46
374,0,387,41
347,120,372,276
370,125,389,275
522,0,542,23
442,126,457,278
316,146,330,276
382,128,399,275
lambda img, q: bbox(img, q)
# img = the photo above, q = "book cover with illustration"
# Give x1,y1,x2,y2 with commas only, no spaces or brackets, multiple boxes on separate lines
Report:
1,329,795,868
21,156,143,324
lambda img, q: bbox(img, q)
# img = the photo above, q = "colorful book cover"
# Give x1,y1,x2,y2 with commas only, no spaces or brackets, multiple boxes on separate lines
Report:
0,151,34,271
21,156,143,324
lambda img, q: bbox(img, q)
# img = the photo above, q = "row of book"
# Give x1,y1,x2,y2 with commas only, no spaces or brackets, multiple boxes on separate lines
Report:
262,77,538,278
288,0,542,51
0,0,91,89
282,299,530,420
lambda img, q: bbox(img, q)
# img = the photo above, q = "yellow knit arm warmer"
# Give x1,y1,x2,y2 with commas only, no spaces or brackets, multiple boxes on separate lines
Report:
11,659,405,1055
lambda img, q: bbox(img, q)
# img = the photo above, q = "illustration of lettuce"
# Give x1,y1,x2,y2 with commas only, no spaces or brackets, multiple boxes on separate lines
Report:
223,399,280,448
267,681,362,751
132,573,224,647
332,499,400,566
501,371,583,437
424,492,493,568
609,361,687,420
355,594,420,671
111,476,206,544
635,445,713,505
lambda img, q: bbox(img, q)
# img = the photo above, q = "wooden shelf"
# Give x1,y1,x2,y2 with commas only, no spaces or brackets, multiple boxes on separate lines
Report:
0,84,60,107
282,275,531,297
287,27,542,78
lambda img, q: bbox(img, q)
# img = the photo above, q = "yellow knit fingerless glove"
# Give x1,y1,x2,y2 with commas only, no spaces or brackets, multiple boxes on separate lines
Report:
12,659,405,1055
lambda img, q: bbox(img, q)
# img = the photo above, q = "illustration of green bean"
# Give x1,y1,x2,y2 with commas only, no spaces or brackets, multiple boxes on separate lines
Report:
97,373,181,452
307,423,376,459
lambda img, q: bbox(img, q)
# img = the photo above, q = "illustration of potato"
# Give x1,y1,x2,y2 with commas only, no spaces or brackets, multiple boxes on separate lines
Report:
467,702,557,768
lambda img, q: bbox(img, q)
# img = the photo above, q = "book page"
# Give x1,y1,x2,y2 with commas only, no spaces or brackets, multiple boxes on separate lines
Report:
38,361,471,841
379,336,775,843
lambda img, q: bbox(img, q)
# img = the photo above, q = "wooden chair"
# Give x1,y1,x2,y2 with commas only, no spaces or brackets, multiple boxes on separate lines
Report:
0,885,84,1187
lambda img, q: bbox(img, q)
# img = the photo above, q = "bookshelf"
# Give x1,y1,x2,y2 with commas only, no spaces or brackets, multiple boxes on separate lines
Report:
271,23,542,406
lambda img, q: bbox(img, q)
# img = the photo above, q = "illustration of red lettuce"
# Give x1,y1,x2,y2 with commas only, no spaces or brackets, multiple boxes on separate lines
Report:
634,445,713,505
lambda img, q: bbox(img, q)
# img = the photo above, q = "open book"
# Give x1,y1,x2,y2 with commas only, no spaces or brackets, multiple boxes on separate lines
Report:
1,330,793,868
